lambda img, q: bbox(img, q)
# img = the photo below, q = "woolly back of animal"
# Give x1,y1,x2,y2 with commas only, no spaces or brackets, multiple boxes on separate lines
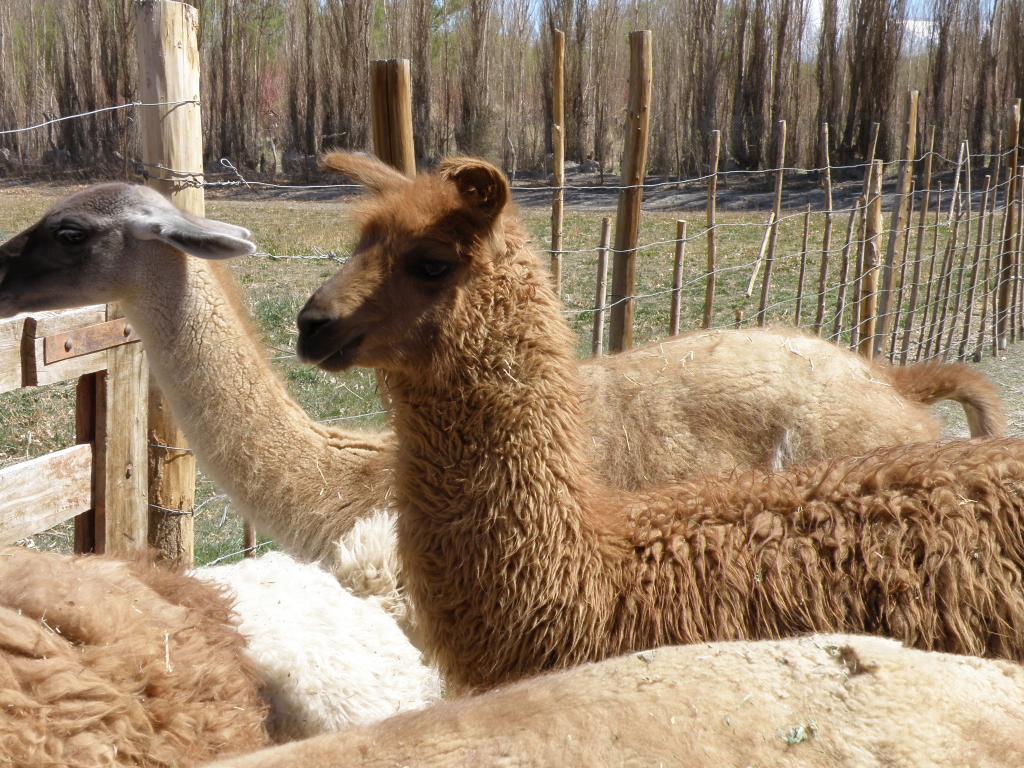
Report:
0,547,269,767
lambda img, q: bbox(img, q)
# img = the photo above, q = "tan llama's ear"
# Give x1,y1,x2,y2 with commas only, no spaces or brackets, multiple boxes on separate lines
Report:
437,158,509,220
319,151,412,193
127,205,256,261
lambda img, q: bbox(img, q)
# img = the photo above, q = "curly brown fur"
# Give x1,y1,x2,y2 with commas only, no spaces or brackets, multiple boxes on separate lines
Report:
206,634,1024,768
885,360,1006,437
299,153,1024,692
0,548,269,767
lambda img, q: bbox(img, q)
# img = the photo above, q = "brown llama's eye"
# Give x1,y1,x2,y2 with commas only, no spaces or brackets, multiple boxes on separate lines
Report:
407,259,454,281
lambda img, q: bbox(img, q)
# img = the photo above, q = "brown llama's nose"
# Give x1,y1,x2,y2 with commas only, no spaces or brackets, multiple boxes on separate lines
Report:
296,304,335,340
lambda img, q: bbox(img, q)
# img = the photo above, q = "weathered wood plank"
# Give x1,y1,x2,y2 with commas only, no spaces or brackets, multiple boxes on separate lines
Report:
24,336,113,386
20,306,112,387
0,314,24,394
44,318,141,363
0,444,93,545
94,342,150,557
29,306,107,337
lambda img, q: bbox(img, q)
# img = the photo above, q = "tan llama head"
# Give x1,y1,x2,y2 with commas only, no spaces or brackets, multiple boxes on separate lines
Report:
297,152,513,374
0,183,255,317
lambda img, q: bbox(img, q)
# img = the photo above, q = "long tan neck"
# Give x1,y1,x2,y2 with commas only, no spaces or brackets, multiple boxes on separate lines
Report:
127,251,394,564
386,253,625,688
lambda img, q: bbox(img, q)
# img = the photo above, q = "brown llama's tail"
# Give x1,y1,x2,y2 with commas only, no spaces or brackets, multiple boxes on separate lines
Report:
887,361,1006,437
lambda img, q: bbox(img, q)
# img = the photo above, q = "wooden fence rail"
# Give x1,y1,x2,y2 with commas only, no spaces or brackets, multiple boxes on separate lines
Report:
0,307,147,554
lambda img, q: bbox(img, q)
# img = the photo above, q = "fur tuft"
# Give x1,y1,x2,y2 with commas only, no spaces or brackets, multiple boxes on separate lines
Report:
886,360,1006,437
0,547,269,767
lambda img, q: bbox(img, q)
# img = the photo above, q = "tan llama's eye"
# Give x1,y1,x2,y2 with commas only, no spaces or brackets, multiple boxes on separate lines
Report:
55,225,88,247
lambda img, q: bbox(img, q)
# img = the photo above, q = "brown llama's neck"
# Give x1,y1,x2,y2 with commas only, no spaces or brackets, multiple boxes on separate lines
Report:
385,248,628,689
128,252,394,565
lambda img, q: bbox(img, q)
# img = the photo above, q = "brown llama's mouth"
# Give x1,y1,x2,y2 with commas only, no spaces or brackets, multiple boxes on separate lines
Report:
297,327,365,372
317,336,363,371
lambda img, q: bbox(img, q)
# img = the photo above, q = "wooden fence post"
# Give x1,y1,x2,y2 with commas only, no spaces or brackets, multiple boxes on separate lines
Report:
669,220,686,336
875,89,918,357
959,175,993,360
370,59,416,176
591,218,611,356
976,160,1001,360
943,146,974,357
703,130,720,329
794,205,811,326
997,100,1021,349
858,160,883,357
888,181,916,362
135,0,201,566
757,120,786,326
830,196,864,342
91,331,150,558
608,30,652,353
813,122,834,335
918,184,944,359
550,29,565,293
1015,166,1024,337
849,194,870,350
929,193,964,359
900,125,935,364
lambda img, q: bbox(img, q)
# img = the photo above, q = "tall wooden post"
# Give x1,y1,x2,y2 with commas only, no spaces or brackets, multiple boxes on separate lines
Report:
959,175,993,360
875,89,918,356
900,125,935,364
550,29,566,293
813,122,834,335
135,0,200,566
757,120,786,326
703,130,721,329
858,160,883,358
591,218,612,356
997,100,1021,349
794,205,812,326
370,59,416,176
669,220,686,336
608,30,653,352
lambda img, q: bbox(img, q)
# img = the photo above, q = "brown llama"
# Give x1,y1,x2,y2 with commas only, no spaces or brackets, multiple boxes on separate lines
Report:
0,547,268,767
208,634,1024,768
295,152,1024,692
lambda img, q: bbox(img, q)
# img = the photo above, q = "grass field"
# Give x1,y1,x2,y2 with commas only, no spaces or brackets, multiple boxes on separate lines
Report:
0,182,1013,564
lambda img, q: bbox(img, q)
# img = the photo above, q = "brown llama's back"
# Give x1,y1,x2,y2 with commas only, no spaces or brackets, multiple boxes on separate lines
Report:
619,438,1024,662
0,547,269,767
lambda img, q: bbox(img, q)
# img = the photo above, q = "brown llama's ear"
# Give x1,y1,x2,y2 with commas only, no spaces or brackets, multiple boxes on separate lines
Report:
437,157,509,221
319,151,412,193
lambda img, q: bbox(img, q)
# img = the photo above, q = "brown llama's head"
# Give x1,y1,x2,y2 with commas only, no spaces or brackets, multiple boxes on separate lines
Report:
0,183,255,317
297,152,519,375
